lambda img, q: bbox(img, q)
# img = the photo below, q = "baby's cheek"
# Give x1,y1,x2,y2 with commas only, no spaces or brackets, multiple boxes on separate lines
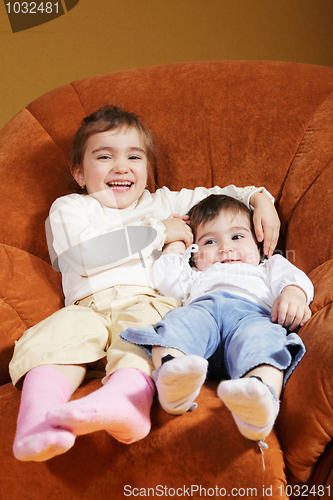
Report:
195,253,212,271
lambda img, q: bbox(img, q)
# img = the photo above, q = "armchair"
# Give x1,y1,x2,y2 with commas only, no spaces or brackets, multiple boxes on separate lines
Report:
1,60,333,499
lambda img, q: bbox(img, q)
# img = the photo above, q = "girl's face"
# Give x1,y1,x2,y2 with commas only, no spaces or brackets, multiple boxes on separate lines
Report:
194,211,261,271
73,127,148,209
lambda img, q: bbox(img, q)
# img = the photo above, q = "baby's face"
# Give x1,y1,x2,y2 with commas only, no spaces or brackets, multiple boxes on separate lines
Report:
73,127,148,209
193,211,261,271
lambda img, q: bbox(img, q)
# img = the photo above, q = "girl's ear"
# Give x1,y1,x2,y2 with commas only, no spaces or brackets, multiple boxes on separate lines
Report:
71,164,85,188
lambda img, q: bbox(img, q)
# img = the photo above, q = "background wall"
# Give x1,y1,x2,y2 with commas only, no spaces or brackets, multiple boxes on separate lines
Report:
1,0,333,130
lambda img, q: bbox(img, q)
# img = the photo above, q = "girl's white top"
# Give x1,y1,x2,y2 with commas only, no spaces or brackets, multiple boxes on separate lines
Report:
154,246,314,310
46,185,272,306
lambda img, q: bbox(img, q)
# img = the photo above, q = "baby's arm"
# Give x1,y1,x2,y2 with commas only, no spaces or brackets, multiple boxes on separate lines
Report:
271,285,312,331
153,242,194,300
249,192,280,259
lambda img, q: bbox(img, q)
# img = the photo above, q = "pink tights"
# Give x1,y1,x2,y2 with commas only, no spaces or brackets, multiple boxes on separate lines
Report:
13,366,155,462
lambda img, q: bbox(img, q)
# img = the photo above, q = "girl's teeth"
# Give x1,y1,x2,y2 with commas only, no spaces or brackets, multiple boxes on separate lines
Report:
108,182,132,189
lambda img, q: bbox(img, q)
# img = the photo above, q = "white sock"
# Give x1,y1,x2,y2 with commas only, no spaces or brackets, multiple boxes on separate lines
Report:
217,377,280,441
153,355,208,415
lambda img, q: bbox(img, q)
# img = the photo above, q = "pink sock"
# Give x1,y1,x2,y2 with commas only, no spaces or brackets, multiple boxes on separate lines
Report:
46,368,155,444
13,366,75,462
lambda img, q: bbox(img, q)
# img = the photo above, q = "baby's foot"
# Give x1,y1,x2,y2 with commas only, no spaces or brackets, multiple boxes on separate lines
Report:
153,355,208,415
13,422,76,462
217,377,280,441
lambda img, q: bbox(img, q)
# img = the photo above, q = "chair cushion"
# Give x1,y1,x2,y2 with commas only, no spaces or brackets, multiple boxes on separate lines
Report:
0,243,63,385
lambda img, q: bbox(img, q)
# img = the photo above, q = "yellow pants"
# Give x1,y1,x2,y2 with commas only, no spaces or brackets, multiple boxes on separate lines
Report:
9,285,181,388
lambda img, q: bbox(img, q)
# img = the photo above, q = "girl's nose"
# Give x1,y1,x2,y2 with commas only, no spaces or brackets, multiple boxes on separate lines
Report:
114,159,129,173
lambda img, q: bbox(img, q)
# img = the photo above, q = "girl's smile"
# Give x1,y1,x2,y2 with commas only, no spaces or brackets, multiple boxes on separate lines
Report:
73,127,148,209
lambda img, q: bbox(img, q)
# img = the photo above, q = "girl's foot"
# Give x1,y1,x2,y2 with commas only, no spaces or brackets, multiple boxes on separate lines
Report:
14,423,76,462
47,368,155,444
13,366,75,461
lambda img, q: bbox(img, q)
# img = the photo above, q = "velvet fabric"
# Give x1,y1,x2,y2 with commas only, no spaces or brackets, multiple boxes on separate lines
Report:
1,61,333,499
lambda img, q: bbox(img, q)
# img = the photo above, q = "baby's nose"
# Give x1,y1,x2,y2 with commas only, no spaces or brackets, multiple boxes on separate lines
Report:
218,242,232,253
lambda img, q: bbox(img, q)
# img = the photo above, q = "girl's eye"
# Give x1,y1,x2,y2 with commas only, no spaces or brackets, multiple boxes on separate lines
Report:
98,155,111,160
129,155,141,160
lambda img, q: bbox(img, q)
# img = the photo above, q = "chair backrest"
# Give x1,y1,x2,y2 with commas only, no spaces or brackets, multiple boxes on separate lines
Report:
1,60,333,269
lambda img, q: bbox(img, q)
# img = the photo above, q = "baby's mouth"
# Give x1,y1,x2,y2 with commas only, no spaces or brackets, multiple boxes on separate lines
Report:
107,181,133,191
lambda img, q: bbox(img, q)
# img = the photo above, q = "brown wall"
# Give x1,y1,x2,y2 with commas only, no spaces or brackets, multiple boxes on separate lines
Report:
1,0,333,130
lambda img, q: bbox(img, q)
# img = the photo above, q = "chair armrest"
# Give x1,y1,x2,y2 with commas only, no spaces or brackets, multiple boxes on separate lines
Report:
276,260,333,484
0,243,63,386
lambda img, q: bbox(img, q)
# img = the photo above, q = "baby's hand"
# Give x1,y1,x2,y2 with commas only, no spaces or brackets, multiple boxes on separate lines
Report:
162,214,193,248
271,285,312,331
250,192,280,258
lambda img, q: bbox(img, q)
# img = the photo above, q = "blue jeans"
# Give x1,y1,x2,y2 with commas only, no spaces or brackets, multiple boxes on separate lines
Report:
120,291,306,385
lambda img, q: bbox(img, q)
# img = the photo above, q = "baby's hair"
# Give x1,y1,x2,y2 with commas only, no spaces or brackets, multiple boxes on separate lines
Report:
188,194,263,255
70,104,156,171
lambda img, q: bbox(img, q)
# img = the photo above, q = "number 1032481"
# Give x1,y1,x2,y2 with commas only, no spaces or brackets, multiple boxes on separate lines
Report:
5,2,59,14
279,484,331,497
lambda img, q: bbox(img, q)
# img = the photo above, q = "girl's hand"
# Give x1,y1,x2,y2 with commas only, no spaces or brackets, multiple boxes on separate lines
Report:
162,214,193,248
162,241,186,255
250,192,280,258
271,285,312,331
167,213,191,225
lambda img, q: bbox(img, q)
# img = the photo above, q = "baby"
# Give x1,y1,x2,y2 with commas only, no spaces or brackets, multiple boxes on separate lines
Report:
120,194,313,445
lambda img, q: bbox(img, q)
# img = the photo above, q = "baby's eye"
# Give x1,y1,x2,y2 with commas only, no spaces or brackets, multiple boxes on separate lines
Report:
232,234,244,241
204,239,217,245
98,154,111,160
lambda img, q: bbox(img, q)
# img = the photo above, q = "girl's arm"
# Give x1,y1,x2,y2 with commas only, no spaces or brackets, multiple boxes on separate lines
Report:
164,184,274,215
162,185,279,257
48,195,165,276
162,241,187,255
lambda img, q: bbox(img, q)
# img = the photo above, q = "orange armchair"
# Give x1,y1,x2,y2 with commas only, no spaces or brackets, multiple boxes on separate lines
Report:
1,61,333,499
